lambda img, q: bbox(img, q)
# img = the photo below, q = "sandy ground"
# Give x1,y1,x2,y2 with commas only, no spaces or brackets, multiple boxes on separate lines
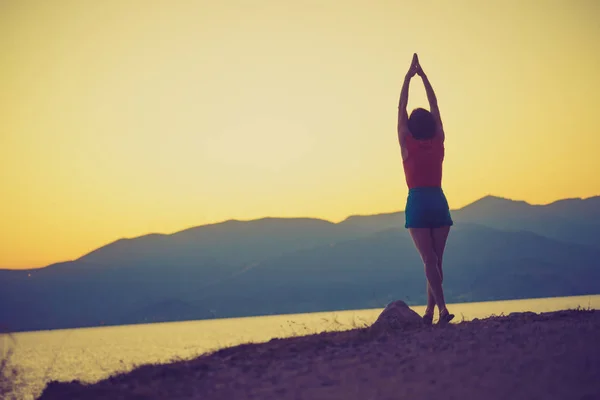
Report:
38,309,600,400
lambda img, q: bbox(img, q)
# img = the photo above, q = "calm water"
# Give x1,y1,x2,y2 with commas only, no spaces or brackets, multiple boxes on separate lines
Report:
4,294,599,400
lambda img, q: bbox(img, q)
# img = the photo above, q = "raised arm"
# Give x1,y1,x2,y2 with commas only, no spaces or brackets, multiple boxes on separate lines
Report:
397,54,419,144
397,75,411,137
416,63,444,139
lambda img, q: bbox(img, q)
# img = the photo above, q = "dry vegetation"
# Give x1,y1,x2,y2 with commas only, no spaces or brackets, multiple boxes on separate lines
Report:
0,330,22,400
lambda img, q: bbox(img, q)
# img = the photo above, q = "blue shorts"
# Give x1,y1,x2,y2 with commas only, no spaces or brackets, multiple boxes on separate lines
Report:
405,187,454,229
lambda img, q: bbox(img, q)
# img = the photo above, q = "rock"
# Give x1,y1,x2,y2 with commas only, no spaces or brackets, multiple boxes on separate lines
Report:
370,300,423,332
508,311,537,319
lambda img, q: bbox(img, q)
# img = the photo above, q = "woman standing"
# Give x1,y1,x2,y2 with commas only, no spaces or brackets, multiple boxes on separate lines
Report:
397,54,454,325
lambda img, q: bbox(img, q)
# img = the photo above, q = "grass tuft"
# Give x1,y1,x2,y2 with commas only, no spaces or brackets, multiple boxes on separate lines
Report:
0,329,22,400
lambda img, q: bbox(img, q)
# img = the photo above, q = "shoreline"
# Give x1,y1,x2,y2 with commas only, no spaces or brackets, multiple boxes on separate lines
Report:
12,293,600,335
37,308,600,400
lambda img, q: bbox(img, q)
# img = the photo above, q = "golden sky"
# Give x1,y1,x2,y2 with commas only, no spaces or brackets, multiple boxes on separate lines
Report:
1,0,599,269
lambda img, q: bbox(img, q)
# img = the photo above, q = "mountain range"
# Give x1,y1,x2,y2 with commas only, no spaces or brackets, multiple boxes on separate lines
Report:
1,195,599,332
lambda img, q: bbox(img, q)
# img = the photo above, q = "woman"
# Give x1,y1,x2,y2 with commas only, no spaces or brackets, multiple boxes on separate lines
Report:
397,53,454,325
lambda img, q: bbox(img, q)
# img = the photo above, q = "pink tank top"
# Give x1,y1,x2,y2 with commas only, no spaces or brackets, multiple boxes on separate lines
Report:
402,133,444,189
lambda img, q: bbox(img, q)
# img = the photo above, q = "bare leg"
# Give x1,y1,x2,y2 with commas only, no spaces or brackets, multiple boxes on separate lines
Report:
432,226,450,279
409,228,447,313
426,284,436,316
431,226,451,315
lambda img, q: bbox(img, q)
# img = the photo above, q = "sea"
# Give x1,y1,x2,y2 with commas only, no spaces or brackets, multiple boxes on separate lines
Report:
3,294,599,400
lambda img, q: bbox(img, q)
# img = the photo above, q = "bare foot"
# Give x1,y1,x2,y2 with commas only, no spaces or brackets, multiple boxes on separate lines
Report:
422,309,434,325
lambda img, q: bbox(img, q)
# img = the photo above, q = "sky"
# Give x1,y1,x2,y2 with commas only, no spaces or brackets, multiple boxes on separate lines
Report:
1,0,599,269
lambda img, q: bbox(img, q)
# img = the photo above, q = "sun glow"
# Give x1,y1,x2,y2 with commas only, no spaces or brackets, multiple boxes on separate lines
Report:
1,0,599,268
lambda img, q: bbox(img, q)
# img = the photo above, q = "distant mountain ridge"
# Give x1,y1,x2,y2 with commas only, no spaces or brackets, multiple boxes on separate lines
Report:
71,194,600,270
1,194,599,332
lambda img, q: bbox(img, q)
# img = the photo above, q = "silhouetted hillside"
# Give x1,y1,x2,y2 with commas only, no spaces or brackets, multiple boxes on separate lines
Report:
79,218,360,268
338,195,600,249
194,224,600,318
453,195,600,248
